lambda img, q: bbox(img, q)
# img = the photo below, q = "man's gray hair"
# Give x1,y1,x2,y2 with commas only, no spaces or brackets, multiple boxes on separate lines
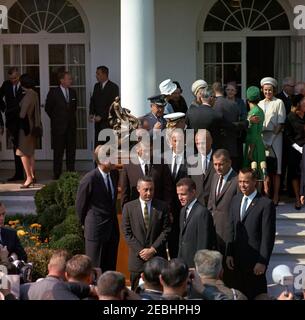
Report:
282,77,295,87
194,249,223,278
137,176,154,188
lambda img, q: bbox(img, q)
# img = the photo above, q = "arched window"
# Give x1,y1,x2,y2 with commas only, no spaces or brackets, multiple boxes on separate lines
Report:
204,0,290,31
4,0,84,33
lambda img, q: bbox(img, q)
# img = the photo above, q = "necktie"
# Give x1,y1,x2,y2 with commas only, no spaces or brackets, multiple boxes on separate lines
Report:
65,88,69,102
172,155,178,178
106,174,112,200
202,156,207,175
143,202,150,230
183,206,189,226
240,197,249,220
216,175,223,197
144,164,149,176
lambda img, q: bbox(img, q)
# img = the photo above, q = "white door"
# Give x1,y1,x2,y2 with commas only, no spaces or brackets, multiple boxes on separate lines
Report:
0,36,90,160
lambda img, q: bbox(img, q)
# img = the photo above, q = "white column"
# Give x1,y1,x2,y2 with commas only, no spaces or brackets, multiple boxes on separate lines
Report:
121,0,156,117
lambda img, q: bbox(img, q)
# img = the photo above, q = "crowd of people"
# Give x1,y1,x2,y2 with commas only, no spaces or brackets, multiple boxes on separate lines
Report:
1,66,305,300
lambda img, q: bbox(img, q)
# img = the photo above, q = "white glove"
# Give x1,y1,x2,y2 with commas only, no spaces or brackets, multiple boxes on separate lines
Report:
292,143,303,154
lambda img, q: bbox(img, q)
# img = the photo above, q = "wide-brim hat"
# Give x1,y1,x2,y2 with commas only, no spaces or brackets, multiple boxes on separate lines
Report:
159,79,177,95
260,77,277,88
191,79,208,96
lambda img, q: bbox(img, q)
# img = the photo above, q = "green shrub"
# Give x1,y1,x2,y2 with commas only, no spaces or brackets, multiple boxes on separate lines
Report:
51,212,82,242
55,172,80,210
37,204,66,240
34,181,58,215
50,234,84,255
25,247,55,281
4,214,37,226
66,205,77,216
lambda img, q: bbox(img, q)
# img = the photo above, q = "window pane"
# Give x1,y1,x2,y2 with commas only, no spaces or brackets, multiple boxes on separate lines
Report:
204,43,221,63
224,64,241,84
20,0,36,14
74,87,86,107
3,46,11,65
49,66,65,86
69,66,85,85
224,43,241,63
59,4,79,22
64,17,85,33
204,64,222,84
23,66,40,86
22,45,39,64
49,45,66,64
68,45,85,65
3,45,21,65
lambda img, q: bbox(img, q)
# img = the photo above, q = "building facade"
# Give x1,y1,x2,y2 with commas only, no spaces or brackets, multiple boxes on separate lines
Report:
0,0,304,161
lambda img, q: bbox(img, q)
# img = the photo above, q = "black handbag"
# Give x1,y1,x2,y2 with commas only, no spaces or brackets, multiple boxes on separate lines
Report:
265,146,277,174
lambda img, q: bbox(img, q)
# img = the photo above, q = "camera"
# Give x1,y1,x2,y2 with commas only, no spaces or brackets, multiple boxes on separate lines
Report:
8,254,33,284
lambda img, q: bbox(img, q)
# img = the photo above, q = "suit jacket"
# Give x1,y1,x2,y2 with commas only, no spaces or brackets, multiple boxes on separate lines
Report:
122,198,171,272
208,170,239,254
45,86,77,135
301,145,305,196
276,91,292,116
0,80,24,135
178,201,216,268
76,168,119,242
89,80,119,121
120,162,172,209
190,152,215,206
0,227,27,261
226,192,276,269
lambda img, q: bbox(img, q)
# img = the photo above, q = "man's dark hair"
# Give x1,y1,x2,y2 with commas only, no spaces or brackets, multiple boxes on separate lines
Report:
161,259,189,288
8,67,19,75
176,177,196,191
65,255,92,281
143,257,168,287
97,66,109,76
19,73,36,89
97,271,126,297
239,168,257,180
213,149,231,161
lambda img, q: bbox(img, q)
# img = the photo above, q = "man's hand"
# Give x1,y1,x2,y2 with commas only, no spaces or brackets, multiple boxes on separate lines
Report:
300,196,305,205
253,263,266,276
139,247,155,261
249,115,260,124
153,122,162,130
277,291,294,300
226,256,234,270
0,245,9,262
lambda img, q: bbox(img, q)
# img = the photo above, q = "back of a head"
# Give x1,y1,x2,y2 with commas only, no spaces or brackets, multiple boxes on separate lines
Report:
48,250,70,276
65,255,92,282
212,82,223,94
194,250,223,279
143,257,169,287
97,271,126,299
161,259,189,288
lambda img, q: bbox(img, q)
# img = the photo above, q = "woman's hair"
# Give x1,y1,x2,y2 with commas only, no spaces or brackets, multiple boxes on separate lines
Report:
19,73,36,89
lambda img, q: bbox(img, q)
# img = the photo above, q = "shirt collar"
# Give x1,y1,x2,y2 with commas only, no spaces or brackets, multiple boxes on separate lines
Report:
138,156,148,166
283,90,289,98
186,198,197,211
243,189,257,202
201,149,212,160
98,167,109,179
139,197,152,208
223,167,233,181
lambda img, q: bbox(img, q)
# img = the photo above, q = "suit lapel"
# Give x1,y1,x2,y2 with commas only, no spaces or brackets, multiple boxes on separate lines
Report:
182,201,198,232
95,168,112,202
135,199,147,234
216,171,236,203
241,193,260,222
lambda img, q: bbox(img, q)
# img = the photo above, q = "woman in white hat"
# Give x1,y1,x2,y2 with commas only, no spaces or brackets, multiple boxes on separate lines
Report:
189,79,208,109
258,77,286,205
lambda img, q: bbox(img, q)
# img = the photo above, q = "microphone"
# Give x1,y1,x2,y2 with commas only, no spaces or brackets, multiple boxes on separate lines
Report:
260,161,267,179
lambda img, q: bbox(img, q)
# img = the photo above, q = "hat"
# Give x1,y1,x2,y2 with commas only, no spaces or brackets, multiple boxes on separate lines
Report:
164,112,185,122
159,79,177,95
191,79,208,96
148,94,166,106
260,77,278,88
246,86,261,101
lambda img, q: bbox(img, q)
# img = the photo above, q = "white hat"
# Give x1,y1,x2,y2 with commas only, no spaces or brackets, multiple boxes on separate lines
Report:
260,77,278,88
191,79,208,96
164,112,185,122
159,79,177,95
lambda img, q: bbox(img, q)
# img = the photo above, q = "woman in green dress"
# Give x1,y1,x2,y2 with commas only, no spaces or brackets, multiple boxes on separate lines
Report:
243,86,266,181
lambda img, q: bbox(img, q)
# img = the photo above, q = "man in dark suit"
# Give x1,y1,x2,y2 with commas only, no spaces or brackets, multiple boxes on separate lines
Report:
120,141,172,208
89,66,119,147
213,82,243,171
226,169,276,299
0,67,25,181
76,145,120,272
177,178,215,268
122,176,171,290
45,71,77,179
208,149,239,256
164,129,188,258
190,129,215,206
0,202,27,262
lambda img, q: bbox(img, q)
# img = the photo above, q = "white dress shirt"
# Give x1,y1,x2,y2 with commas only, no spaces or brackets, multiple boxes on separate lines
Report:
60,85,69,102
185,198,197,220
216,167,233,195
98,168,114,198
200,150,212,174
138,156,149,175
139,198,152,220
171,151,183,175
240,190,257,219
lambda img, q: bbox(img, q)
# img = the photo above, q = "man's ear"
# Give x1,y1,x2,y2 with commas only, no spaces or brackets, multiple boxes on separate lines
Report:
141,272,145,281
159,274,165,287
